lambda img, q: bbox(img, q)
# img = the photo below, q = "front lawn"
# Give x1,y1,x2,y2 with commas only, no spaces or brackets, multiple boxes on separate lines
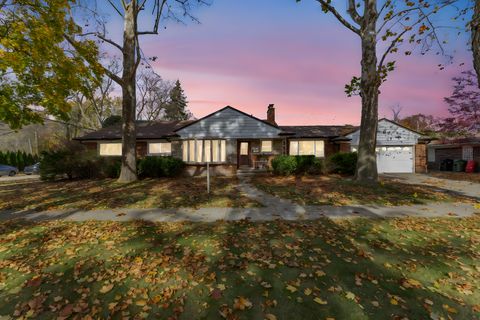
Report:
0,177,260,212
0,217,479,319
252,174,474,206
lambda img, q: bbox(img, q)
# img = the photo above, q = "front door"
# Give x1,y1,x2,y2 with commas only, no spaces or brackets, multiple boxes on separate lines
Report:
238,142,250,166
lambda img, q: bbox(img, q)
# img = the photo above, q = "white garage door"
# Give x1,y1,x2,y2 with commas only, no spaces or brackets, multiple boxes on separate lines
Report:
376,146,414,173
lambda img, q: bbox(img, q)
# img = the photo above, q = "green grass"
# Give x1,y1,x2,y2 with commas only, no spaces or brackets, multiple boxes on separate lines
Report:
0,217,479,319
252,175,475,206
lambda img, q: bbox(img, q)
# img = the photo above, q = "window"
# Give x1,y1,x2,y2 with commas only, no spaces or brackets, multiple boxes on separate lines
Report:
261,140,272,153
462,146,473,161
240,142,249,155
289,140,324,157
99,143,122,156
182,140,227,163
148,142,171,155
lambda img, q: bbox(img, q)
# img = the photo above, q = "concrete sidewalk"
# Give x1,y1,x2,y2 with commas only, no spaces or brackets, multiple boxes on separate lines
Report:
0,202,476,222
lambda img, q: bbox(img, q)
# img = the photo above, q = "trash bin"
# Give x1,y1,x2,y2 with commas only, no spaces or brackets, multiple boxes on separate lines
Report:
453,159,467,172
440,159,454,171
466,160,476,173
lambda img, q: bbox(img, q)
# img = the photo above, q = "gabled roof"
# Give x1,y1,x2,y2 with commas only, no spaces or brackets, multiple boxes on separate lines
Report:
346,118,424,137
174,106,280,132
75,120,194,141
279,125,358,138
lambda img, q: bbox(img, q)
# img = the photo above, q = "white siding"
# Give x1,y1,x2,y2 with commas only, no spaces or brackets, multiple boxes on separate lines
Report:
347,119,421,147
176,107,282,139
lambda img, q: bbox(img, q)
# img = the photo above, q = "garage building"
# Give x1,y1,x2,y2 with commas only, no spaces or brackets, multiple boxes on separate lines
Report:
347,118,428,174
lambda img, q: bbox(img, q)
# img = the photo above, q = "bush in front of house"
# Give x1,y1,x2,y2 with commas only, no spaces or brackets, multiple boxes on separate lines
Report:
40,142,100,181
327,152,357,175
271,155,298,175
137,156,185,178
271,155,325,175
100,158,122,179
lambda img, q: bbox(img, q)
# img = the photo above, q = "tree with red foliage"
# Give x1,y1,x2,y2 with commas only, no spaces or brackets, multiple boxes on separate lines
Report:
443,70,480,135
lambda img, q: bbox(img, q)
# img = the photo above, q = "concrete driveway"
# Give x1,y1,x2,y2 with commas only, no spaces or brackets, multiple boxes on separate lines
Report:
382,173,480,200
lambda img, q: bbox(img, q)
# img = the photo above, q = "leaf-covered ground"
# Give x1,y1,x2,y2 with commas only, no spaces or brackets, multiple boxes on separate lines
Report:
0,177,261,212
252,175,474,206
0,217,479,319
428,172,480,184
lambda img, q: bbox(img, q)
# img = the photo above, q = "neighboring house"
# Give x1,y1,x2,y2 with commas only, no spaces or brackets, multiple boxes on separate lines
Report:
427,137,480,171
346,118,428,174
75,105,428,175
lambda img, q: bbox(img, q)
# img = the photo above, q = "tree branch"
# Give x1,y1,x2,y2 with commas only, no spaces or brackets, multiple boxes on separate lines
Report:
314,0,360,34
347,0,362,25
63,33,124,86
107,0,124,17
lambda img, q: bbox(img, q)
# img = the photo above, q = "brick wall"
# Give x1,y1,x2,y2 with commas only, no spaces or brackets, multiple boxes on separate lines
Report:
415,144,427,173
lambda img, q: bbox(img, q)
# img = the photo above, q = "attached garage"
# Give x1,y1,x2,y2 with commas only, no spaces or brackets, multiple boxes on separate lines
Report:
347,119,425,174
376,146,414,173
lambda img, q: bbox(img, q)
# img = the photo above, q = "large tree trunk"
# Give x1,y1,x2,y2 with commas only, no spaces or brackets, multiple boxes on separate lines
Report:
118,2,138,183
355,0,379,183
473,0,480,87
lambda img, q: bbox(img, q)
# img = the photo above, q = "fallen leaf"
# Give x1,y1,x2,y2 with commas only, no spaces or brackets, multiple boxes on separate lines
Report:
314,297,328,305
286,285,297,293
304,288,312,296
265,314,277,320
136,300,147,307
345,291,356,300
442,304,457,314
99,283,114,294
211,288,223,300
234,297,252,310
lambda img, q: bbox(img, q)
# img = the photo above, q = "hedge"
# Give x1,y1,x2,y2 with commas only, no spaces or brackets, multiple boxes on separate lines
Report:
327,152,357,175
0,151,39,170
271,155,324,176
39,142,184,181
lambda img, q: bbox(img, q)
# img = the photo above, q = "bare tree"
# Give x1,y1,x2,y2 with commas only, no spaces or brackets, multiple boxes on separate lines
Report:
390,104,403,122
70,60,122,129
65,0,206,182
136,68,172,121
299,0,456,183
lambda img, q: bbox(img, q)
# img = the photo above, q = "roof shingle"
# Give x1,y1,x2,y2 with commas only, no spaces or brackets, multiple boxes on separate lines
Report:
75,120,194,141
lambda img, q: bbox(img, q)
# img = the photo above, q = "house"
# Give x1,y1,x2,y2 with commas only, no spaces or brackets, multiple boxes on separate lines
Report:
75,105,428,175
346,118,428,173
427,137,480,171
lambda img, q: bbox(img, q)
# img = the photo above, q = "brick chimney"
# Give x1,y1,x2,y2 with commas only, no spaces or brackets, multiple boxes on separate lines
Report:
266,104,276,125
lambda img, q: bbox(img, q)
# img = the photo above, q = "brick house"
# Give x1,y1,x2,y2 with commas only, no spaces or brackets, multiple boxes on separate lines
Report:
75,105,428,175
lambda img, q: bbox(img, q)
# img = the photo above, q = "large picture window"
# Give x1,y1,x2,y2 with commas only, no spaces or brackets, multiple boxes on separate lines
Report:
182,140,227,163
289,140,324,157
99,142,122,156
148,142,171,155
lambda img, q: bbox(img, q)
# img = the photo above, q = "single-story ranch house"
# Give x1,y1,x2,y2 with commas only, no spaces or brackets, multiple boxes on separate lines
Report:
76,105,429,175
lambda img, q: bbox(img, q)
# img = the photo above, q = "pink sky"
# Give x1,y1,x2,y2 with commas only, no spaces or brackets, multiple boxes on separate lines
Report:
118,0,472,125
